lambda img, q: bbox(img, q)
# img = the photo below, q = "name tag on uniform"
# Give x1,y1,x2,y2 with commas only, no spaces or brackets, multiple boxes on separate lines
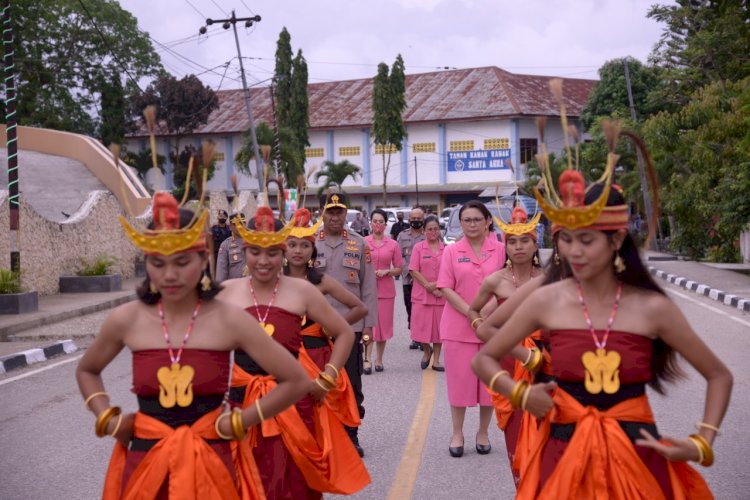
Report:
344,251,361,259
422,255,432,259
458,257,471,263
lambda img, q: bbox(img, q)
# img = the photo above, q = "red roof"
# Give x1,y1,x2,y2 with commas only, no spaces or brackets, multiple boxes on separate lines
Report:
131,66,595,137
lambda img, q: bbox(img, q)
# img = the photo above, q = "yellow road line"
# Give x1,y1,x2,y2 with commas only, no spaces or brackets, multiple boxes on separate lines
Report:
386,368,437,500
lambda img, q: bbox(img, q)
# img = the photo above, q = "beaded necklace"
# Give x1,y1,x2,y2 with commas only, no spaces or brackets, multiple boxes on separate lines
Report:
156,299,202,408
248,274,280,335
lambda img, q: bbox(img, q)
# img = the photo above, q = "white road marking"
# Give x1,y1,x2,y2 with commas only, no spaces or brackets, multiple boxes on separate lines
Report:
0,354,83,387
666,288,750,329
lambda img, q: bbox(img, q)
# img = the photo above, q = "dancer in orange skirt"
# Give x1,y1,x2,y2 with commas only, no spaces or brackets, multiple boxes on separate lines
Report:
77,193,309,500
473,94,731,498
467,203,546,485
284,207,368,434
219,206,370,499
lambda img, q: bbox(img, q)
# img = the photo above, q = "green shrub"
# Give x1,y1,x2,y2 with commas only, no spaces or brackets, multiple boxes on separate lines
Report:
77,253,117,276
0,269,22,294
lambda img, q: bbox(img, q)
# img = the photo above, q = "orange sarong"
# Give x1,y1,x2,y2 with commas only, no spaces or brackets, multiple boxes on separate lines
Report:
232,364,370,495
490,332,549,479
102,408,265,500
516,389,713,500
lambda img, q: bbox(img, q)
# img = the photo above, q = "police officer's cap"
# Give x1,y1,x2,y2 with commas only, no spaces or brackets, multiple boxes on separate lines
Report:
320,192,349,210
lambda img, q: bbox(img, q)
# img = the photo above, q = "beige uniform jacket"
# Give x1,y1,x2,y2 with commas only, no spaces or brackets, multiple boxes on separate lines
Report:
215,236,246,283
396,230,426,285
315,228,378,332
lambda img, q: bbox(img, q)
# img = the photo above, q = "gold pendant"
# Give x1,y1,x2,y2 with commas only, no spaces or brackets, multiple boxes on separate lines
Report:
157,362,195,408
260,322,275,336
581,348,621,394
300,315,307,326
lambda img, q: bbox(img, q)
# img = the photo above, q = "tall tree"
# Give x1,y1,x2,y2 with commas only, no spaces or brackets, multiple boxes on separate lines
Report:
314,160,361,196
273,27,293,129
371,54,407,206
579,57,660,131
289,49,310,180
647,1,750,109
3,0,162,135
643,77,750,261
131,74,219,158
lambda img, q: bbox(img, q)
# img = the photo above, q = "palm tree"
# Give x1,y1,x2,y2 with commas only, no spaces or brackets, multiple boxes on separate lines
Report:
315,160,361,195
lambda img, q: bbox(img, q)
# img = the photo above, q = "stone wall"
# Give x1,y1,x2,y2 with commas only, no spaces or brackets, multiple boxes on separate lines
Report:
0,190,147,295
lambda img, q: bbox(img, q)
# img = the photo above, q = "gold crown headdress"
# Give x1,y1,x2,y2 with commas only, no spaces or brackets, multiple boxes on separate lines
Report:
236,206,294,248
118,105,212,255
492,175,541,239
288,208,323,239
533,79,627,232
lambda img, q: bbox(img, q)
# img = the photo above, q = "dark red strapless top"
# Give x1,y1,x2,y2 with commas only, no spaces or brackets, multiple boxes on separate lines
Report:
131,349,231,396
548,330,653,384
234,306,303,376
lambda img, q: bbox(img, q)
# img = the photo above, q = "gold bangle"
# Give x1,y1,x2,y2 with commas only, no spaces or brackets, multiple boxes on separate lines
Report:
230,408,247,440
324,363,340,379
525,348,543,372
318,372,337,389
84,392,109,411
695,422,721,436
520,385,532,410
314,378,331,392
470,317,483,331
109,413,123,437
522,348,535,367
95,406,121,438
255,399,265,423
688,434,714,467
214,411,233,440
487,370,509,393
509,380,529,409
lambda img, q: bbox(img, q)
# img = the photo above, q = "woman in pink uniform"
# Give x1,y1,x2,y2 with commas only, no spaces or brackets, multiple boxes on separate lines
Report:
438,200,505,458
364,208,403,373
408,215,446,371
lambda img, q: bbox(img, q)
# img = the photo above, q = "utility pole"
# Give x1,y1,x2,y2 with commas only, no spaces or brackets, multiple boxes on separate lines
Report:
414,156,419,207
623,58,658,250
3,0,19,273
200,11,265,193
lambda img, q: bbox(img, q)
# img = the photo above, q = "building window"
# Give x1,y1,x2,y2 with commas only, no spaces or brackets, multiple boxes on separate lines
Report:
449,140,474,152
305,147,325,158
520,139,538,164
484,138,509,150
374,144,398,154
213,152,225,162
339,146,361,157
413,142,436,153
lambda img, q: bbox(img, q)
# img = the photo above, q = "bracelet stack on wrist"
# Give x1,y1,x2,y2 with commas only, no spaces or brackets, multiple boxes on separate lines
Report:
687,433,714,467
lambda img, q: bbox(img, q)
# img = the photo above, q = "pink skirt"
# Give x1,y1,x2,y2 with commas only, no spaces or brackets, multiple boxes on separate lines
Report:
443,340,493,407
373,297,395,341
410,303,443,343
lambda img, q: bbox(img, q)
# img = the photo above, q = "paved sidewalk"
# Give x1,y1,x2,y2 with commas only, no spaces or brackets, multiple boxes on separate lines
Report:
646,252,750,312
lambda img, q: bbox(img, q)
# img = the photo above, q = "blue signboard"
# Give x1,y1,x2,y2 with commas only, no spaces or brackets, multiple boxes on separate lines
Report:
448,149,511,172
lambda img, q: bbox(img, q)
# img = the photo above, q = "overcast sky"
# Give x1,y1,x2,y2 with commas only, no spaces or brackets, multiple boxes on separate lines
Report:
120,0,669,90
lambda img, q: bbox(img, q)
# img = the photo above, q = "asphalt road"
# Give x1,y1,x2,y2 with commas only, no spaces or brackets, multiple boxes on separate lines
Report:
1,281,748,499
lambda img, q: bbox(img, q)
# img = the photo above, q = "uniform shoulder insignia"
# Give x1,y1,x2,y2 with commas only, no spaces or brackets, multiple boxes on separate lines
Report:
318,230,325,240
342,229,348,239
364,245,372,263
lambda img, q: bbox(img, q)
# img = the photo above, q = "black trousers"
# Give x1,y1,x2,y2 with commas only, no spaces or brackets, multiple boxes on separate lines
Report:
345,331,365,419
403,284,413,329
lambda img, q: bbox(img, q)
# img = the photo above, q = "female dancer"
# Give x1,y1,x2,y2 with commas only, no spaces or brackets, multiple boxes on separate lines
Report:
407,215,445,370
76,193,309,499
437,200,506,458
466,204,546,484
363,208,403,373
473,172,731,498
220,207,370,499
284,208,368,447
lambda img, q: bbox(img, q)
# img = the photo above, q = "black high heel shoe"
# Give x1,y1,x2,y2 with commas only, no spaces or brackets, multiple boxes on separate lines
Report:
449,437,464,458
475,433,491,455
420,345,433,370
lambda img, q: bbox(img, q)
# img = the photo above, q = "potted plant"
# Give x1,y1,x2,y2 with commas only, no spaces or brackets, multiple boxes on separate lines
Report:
0,268,38,314
59,253,122,293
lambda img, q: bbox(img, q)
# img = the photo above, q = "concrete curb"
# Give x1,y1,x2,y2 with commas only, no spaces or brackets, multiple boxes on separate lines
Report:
0,292,136,340
0,339,78,374
647,266,750,312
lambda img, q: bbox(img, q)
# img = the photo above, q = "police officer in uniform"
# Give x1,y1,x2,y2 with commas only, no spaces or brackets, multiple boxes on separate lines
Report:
211,209,232,265
215,212,246,283
315,193,377,457
396,207,426,348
